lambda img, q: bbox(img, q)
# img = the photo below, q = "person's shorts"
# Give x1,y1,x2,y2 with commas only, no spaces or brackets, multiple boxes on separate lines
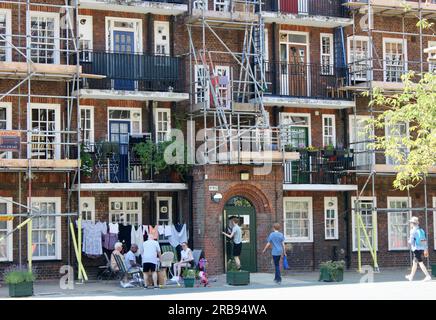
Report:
142,263,156,272
233,243,242,256
413,250,424,263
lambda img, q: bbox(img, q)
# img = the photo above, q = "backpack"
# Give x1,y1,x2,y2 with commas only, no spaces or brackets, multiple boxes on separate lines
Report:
415,228,427,247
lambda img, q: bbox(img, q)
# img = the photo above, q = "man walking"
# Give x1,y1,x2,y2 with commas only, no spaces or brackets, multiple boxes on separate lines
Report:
405,216,431,281
263,223,286,284
222,216,242,270
142,235,162,289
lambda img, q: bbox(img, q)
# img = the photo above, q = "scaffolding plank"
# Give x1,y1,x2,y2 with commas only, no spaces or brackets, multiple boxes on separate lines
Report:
0,159,80,169
374,164,436,174
0,61,83,76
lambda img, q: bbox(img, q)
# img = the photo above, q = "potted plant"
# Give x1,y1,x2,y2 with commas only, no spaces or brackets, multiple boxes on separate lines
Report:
182,268,196,288
4,265,35,297
323,144,335,157
305,145,319,157
226,259,250,286
80,144,94,178
319,260,345,282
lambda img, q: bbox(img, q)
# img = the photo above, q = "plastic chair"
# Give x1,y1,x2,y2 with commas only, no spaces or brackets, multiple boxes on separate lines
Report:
160,251,175,280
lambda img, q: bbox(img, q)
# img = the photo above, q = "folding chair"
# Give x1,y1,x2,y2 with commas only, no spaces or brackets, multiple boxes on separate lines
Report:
114,254,144,287
97,252,118,280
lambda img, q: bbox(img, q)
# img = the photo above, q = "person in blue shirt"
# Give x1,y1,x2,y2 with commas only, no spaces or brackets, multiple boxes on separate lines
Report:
405,216,431,281
262,223,286,284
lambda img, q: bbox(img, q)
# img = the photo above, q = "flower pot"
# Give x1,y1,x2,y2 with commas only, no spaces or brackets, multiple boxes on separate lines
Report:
431,264,436,277
183,278,195,288
226,270,250,286
319,267,343,282
8,281,33,297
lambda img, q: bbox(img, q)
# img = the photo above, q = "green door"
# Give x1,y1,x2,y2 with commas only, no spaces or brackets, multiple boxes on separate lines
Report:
223,197,257,272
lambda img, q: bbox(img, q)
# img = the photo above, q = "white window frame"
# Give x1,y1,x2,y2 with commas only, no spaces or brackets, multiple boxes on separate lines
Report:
0,9,12,62
156,196,173,226
78,15,93,62
214,0,230,12
0,102,12,159
154,108,171,143
28,103,61,160
429,41,436,73
279,112,312,146
264,28,269,71
320,33,334,75
351,196,377,252
383,37,408,83
324,197,338,240
0,197,13,262
349,115,374,167
347,35,371,82
105,17,143,54
214,65,231,110
322,114,336,147
107,107,142,136
154,21,170,56
28,197,62,260
109,197,142,225
387,196,411,251
79,197,95,222
385,120,409,165
195,64,209,105
80,106,94,150
283,197,313,243
29,11,60,64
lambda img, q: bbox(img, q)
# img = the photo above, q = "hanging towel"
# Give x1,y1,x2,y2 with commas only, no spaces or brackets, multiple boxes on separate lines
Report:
164,225,172,237
148,225,159,240
168,224,188,248
130,225,144,255
157,225,165,235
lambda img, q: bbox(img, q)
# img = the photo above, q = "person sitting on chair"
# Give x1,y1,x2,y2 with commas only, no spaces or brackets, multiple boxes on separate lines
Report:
171,242,194,282
111,242,132,288
124,243,141,272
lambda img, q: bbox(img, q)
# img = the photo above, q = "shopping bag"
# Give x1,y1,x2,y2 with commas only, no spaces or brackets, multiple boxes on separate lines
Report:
283,256,290,270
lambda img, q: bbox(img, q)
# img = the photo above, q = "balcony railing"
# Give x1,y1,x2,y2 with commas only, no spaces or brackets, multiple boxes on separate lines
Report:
263,0,349,18
80,51,186,92
83,0,188,4
265,62,351,100
284,149,355,184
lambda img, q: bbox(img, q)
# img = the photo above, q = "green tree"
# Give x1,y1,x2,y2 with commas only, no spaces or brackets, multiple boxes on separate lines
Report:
366,72,436,190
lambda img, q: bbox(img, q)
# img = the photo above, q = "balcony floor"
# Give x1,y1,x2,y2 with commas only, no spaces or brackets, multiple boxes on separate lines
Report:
74,182,188,192
79,0,188,16
257,96,355,109
283,184,358,191
261,12,353,28
77,89,189,102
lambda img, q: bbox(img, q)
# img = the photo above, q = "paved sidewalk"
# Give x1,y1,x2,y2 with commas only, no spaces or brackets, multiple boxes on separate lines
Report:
0,268,433,299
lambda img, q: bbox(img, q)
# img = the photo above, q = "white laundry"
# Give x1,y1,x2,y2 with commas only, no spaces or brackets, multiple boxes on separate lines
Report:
130,225,144,255
158,225,164,235
168,224,188,248
164,225,172,237
109,222,119,234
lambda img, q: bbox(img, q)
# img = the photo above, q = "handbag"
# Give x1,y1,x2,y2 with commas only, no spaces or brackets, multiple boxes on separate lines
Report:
283,256,290,270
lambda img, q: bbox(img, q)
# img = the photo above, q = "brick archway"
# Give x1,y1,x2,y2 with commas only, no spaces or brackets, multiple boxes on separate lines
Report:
220,183,272,214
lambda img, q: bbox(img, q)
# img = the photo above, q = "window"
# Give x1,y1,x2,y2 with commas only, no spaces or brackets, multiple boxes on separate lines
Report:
349,115,373,168
214,0,229,12
195,64,209,105
428,41,436,73
352,197,377,251
109,198,142,226
320,34,334,75
29,12,60,64
387,197,411,251
155,108,171,143
385,121,408,165
0,102,12,159
78,15,93,62
156,196,172,241
0,198,13,262
29,104,61,160
283,197,313,242
215,65,231,109
80,197,95,222
264,28,269,72
324,197,338,240
108,108,141,135
280,113,310,148
322,115,336,147
105,17,143,54
30,197,62,260
383,38,407,82
347,36,370,81
154,21,170,56
0,10,11,62
80,106,94,151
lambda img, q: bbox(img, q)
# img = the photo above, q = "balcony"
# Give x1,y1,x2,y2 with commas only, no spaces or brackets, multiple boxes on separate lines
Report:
78,0,188,15
262,62,354,109
262,0,352,27
79,51,188,101
283,148,357,190
344,0,436,18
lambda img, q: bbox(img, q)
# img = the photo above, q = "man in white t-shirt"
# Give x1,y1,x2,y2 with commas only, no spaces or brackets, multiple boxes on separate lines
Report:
142,235,162,289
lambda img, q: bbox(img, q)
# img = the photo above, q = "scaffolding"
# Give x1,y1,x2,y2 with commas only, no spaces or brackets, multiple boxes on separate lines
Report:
0,0,86,279
344,0,436,272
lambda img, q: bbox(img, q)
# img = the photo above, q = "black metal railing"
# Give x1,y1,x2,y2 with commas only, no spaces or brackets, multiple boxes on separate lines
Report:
263,0,349,18
80,51,185,92
92,0,187,4
283,149,355,184
265,62,350,100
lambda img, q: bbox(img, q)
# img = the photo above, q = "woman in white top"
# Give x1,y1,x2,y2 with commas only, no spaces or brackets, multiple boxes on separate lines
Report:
172,242,194,281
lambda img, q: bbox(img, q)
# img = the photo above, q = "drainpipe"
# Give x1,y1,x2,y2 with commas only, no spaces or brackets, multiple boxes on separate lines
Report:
344,191,351,269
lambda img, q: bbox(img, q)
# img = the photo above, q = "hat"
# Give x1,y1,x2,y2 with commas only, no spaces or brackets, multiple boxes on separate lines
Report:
409,216,419,224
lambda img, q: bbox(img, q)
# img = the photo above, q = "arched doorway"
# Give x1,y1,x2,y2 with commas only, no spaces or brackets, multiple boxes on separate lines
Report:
223,196,257,272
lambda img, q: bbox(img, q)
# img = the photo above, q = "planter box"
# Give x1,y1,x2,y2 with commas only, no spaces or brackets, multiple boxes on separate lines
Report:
319,267,344,282
226,271,250,286
8,282,33,297
431,264,436,277
184,278,195,288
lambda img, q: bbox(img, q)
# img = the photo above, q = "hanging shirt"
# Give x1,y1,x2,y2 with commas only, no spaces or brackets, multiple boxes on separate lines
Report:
118,224,132,251
82,221,107,256
158,225,165,235
143,225,149,237
130,225,144,255
164,225,172,237
168,224,188,248
103,232,118,251
109,223,119,234
148,225,159,240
